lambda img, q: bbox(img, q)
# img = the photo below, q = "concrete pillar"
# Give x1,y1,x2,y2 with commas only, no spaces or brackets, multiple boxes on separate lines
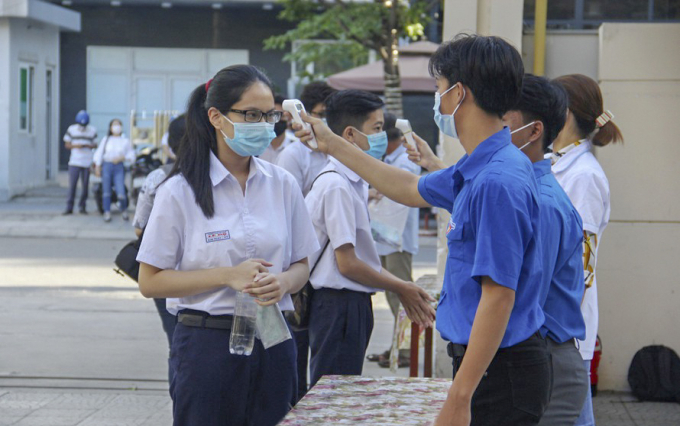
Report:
434,0,525,379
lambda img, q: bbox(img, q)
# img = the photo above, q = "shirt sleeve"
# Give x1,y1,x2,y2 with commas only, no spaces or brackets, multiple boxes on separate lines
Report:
93,138,106,166
63,127,72,143
124,138,136,163
566,172,608,234
132,169,166,230
469,179,537,290
417,167,454,211
136,182,185,270
320,181,357,250
276,149,305,192
289,182,321,264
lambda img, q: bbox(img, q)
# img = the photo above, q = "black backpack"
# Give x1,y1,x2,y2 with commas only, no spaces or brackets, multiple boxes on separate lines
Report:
628,345,680,402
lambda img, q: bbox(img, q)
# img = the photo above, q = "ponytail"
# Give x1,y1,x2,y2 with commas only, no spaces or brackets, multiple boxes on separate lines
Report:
166,64,274,219
592,119,623,147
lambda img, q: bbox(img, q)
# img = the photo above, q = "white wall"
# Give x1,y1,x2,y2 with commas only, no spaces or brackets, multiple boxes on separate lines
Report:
522,30,599,80
593,23,680,391
0,19,11,199
0,17,60,201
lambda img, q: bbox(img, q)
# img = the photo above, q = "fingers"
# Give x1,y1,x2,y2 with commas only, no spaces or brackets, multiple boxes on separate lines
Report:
251,258,273,267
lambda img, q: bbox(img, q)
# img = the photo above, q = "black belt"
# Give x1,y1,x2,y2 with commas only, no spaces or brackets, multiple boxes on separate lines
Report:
178,310,233,330
447,332,544,359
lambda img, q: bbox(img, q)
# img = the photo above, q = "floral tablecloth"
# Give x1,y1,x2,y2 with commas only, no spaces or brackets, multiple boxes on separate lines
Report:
280,375,451,425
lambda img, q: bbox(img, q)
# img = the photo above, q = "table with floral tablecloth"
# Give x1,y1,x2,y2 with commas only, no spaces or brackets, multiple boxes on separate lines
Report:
280,375,451,425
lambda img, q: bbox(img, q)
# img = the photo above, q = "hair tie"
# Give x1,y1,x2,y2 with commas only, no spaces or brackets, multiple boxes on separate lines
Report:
205,79,213,92
595,110,614,128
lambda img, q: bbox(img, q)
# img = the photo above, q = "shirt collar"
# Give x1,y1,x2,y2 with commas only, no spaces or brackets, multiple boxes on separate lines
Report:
330,157,361,183
550,139,591,173
533,159,552,180
384,144,406,163
456,128,511,181
209,152,272,187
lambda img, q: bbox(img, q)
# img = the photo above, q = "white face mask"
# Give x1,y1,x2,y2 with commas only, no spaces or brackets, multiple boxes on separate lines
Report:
111,124,123,135
510,121,537,150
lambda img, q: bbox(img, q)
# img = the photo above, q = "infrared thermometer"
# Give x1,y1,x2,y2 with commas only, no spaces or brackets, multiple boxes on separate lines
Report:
282,99,318,149
395,119,417,151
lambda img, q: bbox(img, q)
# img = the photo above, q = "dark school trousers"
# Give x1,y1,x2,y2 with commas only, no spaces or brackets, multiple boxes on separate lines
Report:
308,288,374,388
450,333,552,426
66,165,90,211
170,314,297,426
152,298,177,384
292,328,309,400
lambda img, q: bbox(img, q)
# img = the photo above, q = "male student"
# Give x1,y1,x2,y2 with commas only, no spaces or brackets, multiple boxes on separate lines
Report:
295,34,551,425
305,89,435,387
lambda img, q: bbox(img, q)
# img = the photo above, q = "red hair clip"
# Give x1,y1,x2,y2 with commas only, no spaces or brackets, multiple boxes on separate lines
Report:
205,79,213,92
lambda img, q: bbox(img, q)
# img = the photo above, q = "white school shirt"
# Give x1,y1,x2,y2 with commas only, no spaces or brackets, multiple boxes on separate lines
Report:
550,139,610,361
276,141,329,196
375,144,421,256
305,157,382,293
136,153,319,315
64,124,97,168
93,135,136,166
258,135,294,164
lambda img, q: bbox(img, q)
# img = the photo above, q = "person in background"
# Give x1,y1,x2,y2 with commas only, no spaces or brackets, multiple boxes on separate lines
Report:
132,114,186,384
276,82,336,195
136,65,319,426
259,95,293,164
93,119,135,222
551,73,622,426
63,110,97,215
304,89,435,388
294,34,551,426
366,112,421,369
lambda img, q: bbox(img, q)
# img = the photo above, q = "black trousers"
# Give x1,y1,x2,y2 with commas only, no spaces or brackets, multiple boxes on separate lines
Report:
451,333,552,426
308,288,373,388
66,165,89,211
170,313,297,426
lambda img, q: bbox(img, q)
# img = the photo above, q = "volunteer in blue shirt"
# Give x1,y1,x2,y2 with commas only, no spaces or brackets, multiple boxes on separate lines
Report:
503,74,589,425
294,34,551,426
137,65,319,426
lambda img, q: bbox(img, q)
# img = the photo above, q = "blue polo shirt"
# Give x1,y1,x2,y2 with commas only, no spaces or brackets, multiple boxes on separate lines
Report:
417,128,544,348
533,159,586,343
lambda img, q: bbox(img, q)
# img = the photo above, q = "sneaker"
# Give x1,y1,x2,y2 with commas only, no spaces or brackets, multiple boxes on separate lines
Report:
121,211,129,221
103,212,112,222
62,210,73,216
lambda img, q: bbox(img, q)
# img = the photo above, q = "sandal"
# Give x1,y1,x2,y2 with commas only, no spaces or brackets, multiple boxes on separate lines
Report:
366,350,390,362
378,356,411,369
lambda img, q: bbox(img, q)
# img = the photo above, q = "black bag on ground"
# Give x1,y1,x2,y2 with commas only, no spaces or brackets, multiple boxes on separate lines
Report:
114,235,142,282
628,345,680,402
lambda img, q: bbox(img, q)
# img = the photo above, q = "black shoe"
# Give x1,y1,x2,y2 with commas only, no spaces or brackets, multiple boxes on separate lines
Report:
79,208,87,215
62,210,73,215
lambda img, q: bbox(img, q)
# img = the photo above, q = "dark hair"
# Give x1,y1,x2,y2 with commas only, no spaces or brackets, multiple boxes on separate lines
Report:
383,112,403,142
429,33,524,118
325,90,385,136
167,114,186,156
171,65,274,218
300,81,337,112
512,74,568,152
107,118,123,137
274,94,286,105
553,74,623,147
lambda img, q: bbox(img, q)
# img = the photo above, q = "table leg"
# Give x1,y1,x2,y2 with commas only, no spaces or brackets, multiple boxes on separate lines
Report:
424,327,433,377
410,322,419,377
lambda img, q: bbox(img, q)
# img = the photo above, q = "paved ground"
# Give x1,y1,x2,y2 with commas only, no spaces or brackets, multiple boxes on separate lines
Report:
1,176,678,425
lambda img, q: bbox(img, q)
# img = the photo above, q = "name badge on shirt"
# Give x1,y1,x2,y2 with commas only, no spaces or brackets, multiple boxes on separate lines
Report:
205,230,231,243
446,218,456,235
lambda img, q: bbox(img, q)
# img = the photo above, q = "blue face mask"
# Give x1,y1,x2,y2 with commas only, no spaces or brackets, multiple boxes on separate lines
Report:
356,129,388,160
220,114,275,157
433,84,465,139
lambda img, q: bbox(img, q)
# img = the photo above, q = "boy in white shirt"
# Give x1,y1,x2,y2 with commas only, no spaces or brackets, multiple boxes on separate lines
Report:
305,90,435,386
63,110,97,215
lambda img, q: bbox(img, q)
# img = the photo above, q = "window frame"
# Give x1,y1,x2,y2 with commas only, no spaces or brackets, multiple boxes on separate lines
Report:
19,63,35,134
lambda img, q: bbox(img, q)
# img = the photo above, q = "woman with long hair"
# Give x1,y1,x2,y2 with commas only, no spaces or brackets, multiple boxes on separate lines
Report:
93,118,135,222
136,65,319,426
551,73,623,426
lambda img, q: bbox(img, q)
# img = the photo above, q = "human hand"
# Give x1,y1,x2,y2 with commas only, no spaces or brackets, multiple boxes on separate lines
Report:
228,259,273,292
95,166,101,177
398,282,436,328
433,395,471,426
292,112,342,155
407,133,443,172
368,188,383,202
244,272,286,306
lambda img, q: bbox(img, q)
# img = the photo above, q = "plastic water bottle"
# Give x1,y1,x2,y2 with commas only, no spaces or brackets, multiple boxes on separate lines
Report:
229,291,257,356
